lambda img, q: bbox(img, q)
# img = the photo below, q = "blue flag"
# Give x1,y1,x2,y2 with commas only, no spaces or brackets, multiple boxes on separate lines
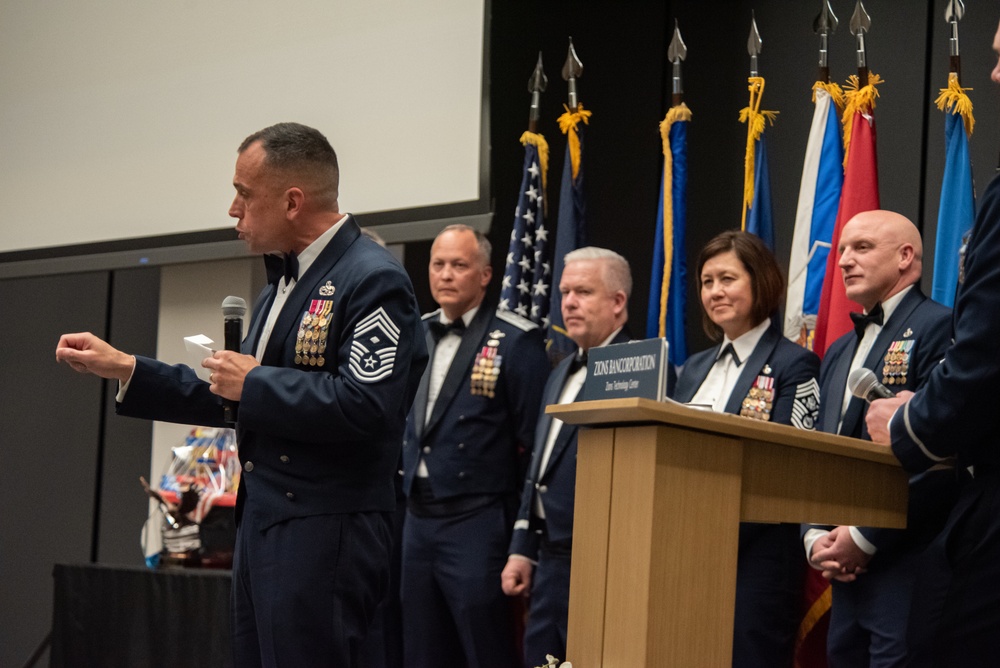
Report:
500,134,551,325
646,105,690,366
932,103,975,307
548,107,590,357
746,134,774,250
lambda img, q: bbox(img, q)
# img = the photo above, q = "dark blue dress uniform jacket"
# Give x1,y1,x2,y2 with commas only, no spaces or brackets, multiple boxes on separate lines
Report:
818,286,954,558
509,330,631,560
401,304,549,502
118,217,428,527
887,175,1000,664
674,322,820,668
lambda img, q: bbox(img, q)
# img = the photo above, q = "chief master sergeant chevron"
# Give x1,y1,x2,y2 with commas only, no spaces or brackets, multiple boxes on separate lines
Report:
400,224,549,668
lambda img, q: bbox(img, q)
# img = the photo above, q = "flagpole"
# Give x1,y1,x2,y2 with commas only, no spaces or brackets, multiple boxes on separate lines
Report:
932,0,975,307
647,21,691,366
499,55,552,326
740,12,777,248
548,38,591,358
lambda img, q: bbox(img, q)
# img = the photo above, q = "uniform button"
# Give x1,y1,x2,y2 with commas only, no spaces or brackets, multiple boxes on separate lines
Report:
539,485,548,493
458,471,466,479
457,443,465,450
423,446,431,454
244,461,254,472
458,415,465,421
279,455,290,463
286,492,295,499
534,482,541,490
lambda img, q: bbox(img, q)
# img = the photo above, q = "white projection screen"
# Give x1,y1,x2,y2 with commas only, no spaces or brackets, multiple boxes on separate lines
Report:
0,0,488,274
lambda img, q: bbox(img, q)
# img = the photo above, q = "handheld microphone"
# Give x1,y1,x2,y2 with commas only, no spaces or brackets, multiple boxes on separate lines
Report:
221,296,247,426
847,367,895,403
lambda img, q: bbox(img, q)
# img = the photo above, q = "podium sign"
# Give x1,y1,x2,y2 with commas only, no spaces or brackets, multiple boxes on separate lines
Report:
581,337,670,401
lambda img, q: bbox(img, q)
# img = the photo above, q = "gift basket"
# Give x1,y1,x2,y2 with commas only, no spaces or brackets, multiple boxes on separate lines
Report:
142,427,240,569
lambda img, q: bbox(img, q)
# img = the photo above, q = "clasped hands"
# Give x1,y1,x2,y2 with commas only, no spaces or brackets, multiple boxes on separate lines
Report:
810,525,872,583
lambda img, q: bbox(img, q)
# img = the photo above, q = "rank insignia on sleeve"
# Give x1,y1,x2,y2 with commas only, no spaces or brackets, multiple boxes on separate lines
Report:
349,307,400,383
295,299,333,367
791,379,820,431
319,281,336,297
471,337,503,398
882,339,913,386
740,374,775,421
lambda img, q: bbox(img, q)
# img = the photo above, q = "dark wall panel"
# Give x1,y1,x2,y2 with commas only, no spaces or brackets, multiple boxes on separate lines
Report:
97,267,160,565
0,272,109,667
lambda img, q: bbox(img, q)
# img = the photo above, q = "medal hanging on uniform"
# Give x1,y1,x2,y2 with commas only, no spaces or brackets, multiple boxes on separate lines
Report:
882,339,913,386
471,336,503,398
296,299,333,367
741,374,775,421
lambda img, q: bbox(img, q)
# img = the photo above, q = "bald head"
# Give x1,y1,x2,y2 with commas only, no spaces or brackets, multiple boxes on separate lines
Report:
837,210,923,311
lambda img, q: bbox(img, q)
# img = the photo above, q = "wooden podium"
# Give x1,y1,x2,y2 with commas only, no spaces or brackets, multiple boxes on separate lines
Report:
548,397,908,667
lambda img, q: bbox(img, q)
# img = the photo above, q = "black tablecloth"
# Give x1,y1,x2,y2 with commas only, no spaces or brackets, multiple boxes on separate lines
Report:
51,563,232,668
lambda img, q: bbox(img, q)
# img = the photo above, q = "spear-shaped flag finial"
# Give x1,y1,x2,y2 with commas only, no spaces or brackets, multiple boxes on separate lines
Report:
748,11,762,77
527,52,547,133
850,0,872,77
562,38,583,109
668,20,687,105
946,0,965,79
814,0,839,82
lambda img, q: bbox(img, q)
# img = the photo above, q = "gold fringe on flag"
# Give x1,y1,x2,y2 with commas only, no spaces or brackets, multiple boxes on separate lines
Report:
739,76,778,230
656,102,692,338
841,72,883,167
812,80,846,115
557,103,592,181
519,131,550,192
795,584,833,652
935,72,975,137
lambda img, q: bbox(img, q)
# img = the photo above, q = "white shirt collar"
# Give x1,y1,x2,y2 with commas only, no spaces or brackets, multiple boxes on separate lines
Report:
719,318,772,365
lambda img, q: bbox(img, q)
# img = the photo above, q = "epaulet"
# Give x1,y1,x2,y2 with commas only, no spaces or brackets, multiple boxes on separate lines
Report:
496,309,539,331
421,309,441,321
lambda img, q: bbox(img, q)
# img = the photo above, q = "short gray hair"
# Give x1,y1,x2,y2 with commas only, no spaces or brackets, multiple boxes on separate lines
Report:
437,224,492,267
564,246,632,298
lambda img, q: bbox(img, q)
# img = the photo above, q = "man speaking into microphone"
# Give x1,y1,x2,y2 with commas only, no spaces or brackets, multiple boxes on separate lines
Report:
55,122,428,667
802,210,954,667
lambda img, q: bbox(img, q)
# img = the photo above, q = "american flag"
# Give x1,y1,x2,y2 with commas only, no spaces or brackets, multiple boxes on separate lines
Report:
499,135,551,327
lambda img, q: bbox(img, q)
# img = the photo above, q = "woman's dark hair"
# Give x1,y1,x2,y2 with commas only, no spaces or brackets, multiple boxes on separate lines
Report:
696,230,784,341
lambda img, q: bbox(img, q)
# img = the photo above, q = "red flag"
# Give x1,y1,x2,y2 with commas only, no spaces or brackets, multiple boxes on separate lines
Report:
813,110,879,355
797,74,882,668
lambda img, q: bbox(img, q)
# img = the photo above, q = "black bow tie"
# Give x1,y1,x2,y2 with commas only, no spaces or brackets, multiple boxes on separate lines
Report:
429,318,466,342
850,303,884,339
718,343,742,367
567,350,588,375
264,252,299,286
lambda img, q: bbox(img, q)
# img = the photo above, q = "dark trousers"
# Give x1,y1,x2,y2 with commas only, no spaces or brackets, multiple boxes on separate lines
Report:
733,522,805,668
523,542,571,668
230,511,392,668
400,500,519,668
906,475,1000,667
827,550,920,668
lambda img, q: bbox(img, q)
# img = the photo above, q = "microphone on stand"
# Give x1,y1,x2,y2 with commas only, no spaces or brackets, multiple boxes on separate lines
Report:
847,367,895,403
221,296,247,426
